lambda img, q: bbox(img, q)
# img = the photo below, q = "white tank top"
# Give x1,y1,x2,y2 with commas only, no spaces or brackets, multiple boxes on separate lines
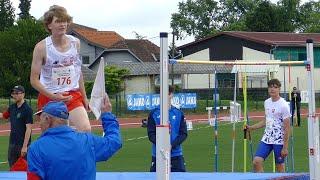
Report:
40,35,82,93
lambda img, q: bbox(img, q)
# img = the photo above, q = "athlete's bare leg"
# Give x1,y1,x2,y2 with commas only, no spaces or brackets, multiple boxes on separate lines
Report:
253,156,264,172
69,106,91,132
276,163,285,172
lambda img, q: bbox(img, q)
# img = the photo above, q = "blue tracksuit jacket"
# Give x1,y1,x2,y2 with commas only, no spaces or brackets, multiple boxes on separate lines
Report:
27,112,122,180
147,106,188,157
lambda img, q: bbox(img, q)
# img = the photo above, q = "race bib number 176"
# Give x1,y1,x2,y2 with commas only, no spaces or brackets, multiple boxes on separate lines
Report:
52,66,75,87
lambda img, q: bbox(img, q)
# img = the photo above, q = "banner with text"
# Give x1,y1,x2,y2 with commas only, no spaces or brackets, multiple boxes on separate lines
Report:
126,93,197,110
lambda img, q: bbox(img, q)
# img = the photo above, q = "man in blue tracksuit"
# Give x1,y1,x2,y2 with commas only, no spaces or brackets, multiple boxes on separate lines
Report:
27,95,122,180
147,86,188,172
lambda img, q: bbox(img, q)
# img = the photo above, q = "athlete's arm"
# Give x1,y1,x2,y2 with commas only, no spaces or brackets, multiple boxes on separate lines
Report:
30,40,53,98
281,117,290,157
75,38,89,110
30,40,71,101
247,119,266,131
171,113,188,149
79,73,89,110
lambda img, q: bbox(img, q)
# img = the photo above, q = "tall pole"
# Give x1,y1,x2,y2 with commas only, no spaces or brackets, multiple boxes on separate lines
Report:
214,69,218,172
306,39,320,180
288,52,295,173
243,73,248,172
231,72,237,172
158,32,170,180
171,31,175,86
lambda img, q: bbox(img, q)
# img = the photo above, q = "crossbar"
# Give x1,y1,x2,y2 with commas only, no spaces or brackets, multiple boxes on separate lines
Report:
171,59,306,65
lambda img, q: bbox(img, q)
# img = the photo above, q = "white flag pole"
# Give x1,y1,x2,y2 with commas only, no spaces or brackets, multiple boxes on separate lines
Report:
89,57,106,121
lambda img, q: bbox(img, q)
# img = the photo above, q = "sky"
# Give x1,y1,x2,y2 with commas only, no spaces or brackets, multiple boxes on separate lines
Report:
11,0,310,47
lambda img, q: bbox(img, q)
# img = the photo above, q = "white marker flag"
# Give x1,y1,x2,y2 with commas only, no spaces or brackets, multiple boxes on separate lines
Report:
89,57,106,120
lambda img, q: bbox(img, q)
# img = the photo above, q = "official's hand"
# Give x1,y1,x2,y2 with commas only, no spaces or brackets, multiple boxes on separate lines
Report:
245,125,252,131
281,148,288,158
101,93,112,113
52,92,72,102
21,146,27,157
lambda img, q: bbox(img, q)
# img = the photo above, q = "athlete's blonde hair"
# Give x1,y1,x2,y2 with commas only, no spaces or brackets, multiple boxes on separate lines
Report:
43,5,72,32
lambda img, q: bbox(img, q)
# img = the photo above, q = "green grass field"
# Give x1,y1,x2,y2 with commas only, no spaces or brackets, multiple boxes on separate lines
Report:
0,119,309,173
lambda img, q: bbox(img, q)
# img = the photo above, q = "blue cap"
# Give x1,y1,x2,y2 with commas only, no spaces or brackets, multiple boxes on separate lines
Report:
34,101,69,120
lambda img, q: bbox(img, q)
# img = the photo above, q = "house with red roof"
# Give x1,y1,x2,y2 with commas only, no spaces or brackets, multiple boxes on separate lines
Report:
68,24,125,65
67,23,163,94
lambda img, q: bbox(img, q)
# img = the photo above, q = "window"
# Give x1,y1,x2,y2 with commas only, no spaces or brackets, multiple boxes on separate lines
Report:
151,53,158,61
298,52,307,61
216,73,234,88
82,56,90,64
154,75,181,86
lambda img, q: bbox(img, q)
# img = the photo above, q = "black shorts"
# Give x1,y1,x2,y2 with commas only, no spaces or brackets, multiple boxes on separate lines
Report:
150,155,186,172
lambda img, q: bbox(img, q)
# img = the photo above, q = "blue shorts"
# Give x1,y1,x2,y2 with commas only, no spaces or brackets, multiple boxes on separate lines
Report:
255,141,285,164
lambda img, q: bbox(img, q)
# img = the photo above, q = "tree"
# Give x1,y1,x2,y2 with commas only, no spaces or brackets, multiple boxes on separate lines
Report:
298,1,320,33
170,0,265,39
219,0,258,31
0,0,15,31
245,1,279,32
133,31,146,40
171,0,320,39
18,0,32,19
85,66,129,97
275,0,300,32
171,0,220,40
105,66,129,95
0,18,48,96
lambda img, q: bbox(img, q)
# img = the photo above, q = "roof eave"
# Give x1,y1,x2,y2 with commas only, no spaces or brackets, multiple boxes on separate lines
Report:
69,29,109,49
272,42,320,47
178,31,320,49
88,49,144,69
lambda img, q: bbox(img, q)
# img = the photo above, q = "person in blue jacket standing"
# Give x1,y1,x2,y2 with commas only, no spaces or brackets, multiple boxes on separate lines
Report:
27,95,122,180
147,85,188,172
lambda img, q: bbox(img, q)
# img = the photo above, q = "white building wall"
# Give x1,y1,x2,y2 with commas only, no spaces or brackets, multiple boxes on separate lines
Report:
90,51,140,72
274,66,320,92
125,76,153,94
243,47,320,92
79,40,96,65
243,46,270,60
182,48,213,89
241,47,271,88
184,74,214,89
184,48,210,61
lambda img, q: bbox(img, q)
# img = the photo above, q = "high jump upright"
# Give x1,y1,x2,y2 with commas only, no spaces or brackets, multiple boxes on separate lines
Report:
305,39,320,180
157,32,171,180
